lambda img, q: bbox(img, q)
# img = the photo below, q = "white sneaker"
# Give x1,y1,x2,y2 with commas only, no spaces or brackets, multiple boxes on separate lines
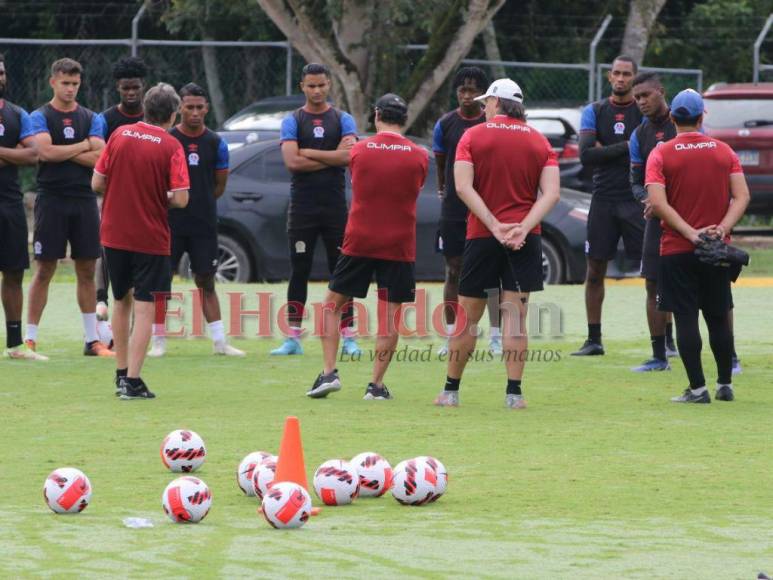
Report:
147,337,167,358
213,342,245,356
4,345,49,361
437,341,449,356
96,301,109,321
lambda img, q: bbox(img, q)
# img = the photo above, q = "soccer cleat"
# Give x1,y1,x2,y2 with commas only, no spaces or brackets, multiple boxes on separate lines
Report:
437,341,449,357
96,301,109,321
666,340,678,358
715,384,735,402
433,390,459,407
489,336,503,356
341,337,362,356
306,369,341,398
118,378,156,400
270,337,303,356
671,388,711,404
505,393,527,410
213,342,246,356
84,340,115,357
631,358,670,372
571,340,605,356
4,344,49,361
363,383,393,400
25,339,39,352
732,357,742,375
147,337,167,358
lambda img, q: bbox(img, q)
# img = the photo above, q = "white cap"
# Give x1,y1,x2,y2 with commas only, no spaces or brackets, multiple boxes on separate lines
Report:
474,78,523,103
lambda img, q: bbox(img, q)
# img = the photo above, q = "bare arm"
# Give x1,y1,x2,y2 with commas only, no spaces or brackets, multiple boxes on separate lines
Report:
91,172,106,194
579,132,629,167
717,174,751,236
0,138,38,166
169,189,189,209
35,132,90,162
298,135,356,167
519,166,561,234
71,137,105,168
281,140,327,173
214,169,229,199
435,152,447,197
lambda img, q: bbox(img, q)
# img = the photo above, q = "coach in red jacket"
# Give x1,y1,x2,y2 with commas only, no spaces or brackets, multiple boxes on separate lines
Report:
92,83,190,400
645,89,749,404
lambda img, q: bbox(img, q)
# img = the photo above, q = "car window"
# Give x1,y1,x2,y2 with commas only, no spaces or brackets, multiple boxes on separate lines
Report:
234,156,264,181
703,99,773,129
528,118,566,137
264,148,289,182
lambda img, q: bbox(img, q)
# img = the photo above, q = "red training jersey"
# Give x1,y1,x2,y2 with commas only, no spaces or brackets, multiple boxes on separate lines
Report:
644,132,743,256
455,115,557,239
342,132,428,261
95,122,190,255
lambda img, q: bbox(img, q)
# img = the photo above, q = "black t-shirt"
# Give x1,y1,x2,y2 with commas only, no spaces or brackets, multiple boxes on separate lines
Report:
168,126,229,236
30,103,104,197
433,109,486,221
0,99,34,202
580,98,642,199
100,105,144,142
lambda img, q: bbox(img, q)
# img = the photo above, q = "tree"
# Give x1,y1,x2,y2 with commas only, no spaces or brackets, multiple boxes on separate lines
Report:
621,0,669,64
255,0,506,130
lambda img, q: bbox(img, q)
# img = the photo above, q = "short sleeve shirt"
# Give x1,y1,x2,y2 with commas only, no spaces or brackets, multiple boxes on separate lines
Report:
0,99,35,201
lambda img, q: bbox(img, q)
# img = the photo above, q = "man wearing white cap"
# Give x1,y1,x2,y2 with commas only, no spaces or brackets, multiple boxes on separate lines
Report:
434,79,561,410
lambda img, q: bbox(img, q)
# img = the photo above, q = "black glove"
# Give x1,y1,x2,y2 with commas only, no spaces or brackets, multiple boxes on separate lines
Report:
694,233,750,268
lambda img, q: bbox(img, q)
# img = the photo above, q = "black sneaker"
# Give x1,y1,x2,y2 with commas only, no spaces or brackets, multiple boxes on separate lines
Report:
715,384,735,402
571,340,605,356
115,374,125,397
306,369,341,399
665,339,678,358
118,378,156,400
670,388,710,404
363,383,393,400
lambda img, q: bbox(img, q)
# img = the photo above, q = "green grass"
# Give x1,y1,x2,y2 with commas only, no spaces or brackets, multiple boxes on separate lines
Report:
2,281,773,578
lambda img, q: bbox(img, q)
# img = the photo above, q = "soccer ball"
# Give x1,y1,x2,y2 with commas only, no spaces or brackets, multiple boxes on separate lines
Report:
237,451,276,496
260,482,312,529
43,467,92,514
161,429,206,473
162,476,212,523
391,458,437,506
251,458,277,500
416,456,447,502
313,459,359,506
351,452,393,498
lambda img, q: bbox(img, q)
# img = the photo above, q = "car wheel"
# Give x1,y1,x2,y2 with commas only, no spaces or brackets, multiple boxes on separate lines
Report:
541,237,564,284
176,234,253,283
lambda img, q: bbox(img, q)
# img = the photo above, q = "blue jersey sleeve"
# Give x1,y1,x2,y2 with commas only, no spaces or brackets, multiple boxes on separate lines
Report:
29,110,49,135
18,109,35,141
280,114,298,141
215,137,229,170
89,113,106,140
629,127,642,164
95,113,108,140
432,121,445,153
580,104,597,133
340,112,357,137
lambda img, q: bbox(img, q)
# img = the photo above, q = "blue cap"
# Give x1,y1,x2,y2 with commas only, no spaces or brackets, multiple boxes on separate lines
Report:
670,89,704,119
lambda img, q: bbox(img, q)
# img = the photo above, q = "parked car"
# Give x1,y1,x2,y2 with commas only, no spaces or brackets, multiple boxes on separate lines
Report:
190,138,593,285
222,94,306,131
703,83,773,214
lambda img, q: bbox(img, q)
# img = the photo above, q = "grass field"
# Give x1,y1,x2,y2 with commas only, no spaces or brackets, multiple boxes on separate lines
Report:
2,278,773,578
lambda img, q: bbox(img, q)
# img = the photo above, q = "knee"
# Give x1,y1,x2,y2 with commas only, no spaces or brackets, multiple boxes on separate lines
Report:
2,270,24,287
194,274,216,295
645,280,657,299
34,262,56,283
75,262,96,280
445,259,462,283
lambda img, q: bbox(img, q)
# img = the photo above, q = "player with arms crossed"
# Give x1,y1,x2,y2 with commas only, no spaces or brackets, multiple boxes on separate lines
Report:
433,79,560,410
308,94,428,400
92,83,189,400
148,83,244,357
26,58,112,357
645,89,749,404
0,53,44,360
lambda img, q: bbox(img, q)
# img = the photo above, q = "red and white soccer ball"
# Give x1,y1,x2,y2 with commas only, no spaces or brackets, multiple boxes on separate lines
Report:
351,452,393,498
162,476,212,523
260,481,312,529
160,429,207,473
251,458,277,500
313,459,359,506
43,467,92,514
237,451,276,496
416,456,447,502
391,458,437,506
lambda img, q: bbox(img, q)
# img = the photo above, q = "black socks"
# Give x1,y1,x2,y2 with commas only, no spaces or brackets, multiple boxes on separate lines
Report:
588,323,602,344
506,379,522,395
444,376,460,392
6,321,22,349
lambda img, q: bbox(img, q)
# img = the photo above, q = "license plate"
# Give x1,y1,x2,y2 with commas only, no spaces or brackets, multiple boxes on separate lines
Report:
737,150,759,166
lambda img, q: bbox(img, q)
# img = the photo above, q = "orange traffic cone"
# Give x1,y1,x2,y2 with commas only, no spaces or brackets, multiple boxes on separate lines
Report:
274,416,321,515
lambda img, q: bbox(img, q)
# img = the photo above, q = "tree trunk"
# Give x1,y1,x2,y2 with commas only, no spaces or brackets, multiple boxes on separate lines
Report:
201,40,227,125
482,20,505,79
621,0,668,64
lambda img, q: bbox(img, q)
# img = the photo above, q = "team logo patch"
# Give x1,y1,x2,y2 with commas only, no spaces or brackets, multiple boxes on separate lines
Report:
0,123,5,137
188,152,200,166
34,241,42,255
584,240,590,255
63,126,75,139
613,122,625,135
295,241,306,254
313,126,325,139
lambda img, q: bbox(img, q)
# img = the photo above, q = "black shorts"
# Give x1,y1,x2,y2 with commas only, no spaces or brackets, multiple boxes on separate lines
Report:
657,252,734,316
289,219,346,273
104,247,171,303
329,255,416,303
436,219,466,258
0,200,30,271
640,217,662,281
586,197,645,261
171,234,218,275
33,195,100,261
459,234,544,298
